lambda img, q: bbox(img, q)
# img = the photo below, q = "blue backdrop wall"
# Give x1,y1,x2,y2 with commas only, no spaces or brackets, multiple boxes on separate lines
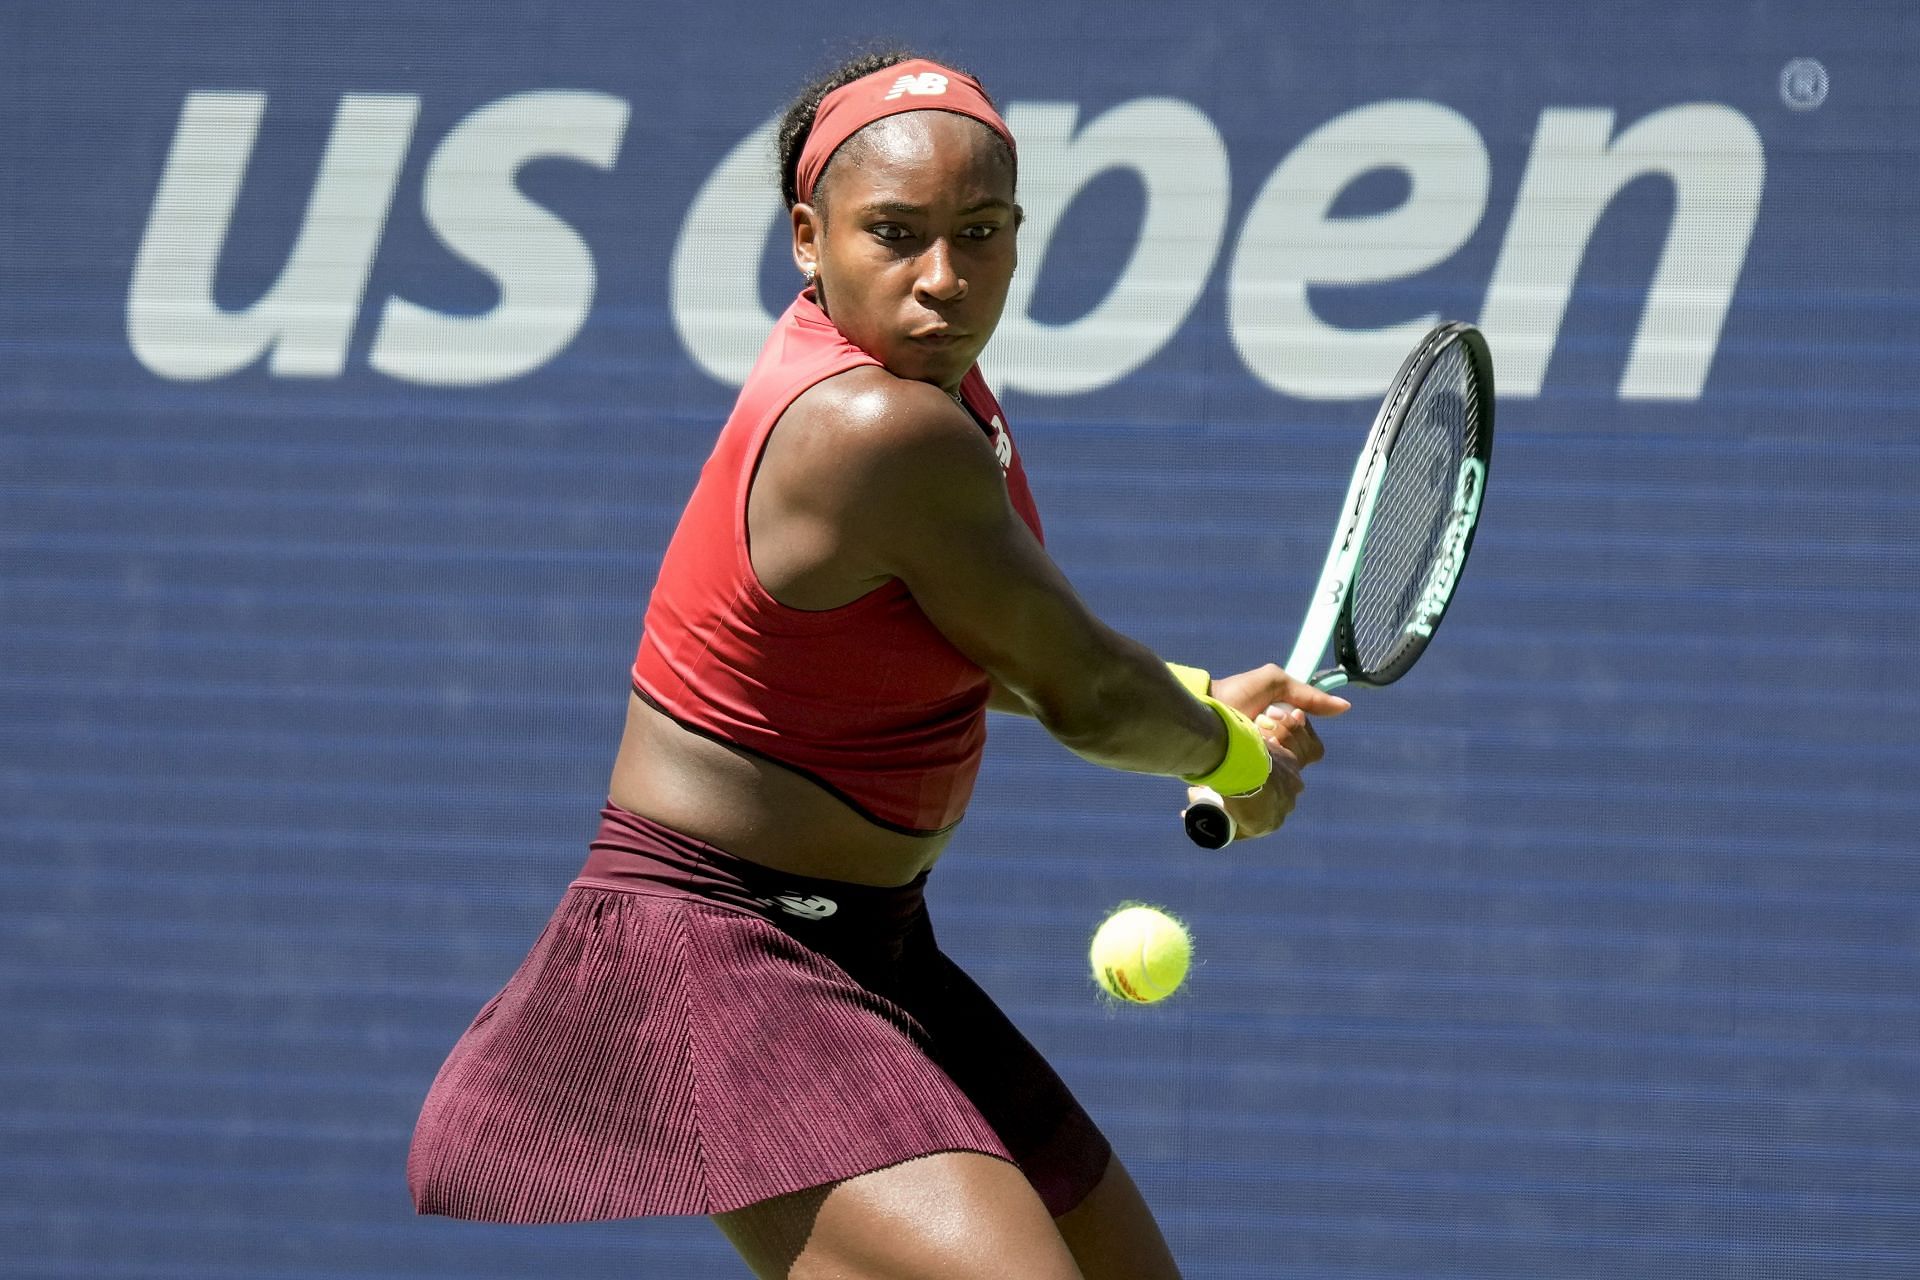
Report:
4,2,1917,1276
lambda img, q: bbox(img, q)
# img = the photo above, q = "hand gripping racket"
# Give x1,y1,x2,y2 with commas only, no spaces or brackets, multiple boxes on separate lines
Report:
1182,321,1495,849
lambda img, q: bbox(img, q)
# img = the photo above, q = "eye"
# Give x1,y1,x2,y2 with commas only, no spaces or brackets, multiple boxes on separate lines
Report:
961,223,1000,241
869,223,911,243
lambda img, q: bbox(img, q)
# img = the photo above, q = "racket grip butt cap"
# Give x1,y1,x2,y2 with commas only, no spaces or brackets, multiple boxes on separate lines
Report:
1182,787,1234,849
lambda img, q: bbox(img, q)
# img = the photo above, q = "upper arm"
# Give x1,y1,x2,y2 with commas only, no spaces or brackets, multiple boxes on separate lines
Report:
787,372,1128,720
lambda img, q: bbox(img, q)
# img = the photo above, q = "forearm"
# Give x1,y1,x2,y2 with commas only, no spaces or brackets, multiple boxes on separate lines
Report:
1024,631,1226,780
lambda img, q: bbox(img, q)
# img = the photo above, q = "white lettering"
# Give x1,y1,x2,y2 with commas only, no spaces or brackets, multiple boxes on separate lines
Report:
128,91,418,380
132,90,1763,397
990,99,1229,396
669,117,784,386
369,91,629,386
1228,102,1490,400
1405,455,1486,638
1480,105,1765,399
666,97,1761,404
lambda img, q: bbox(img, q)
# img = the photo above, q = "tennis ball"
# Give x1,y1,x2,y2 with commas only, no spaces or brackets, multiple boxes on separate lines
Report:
1090,905,1192,1004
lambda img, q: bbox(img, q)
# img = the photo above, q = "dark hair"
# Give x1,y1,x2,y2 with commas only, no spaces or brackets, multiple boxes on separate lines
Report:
774,48,1014,213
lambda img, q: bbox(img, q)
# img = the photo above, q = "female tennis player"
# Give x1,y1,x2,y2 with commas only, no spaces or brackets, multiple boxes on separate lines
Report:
409,50,1348,1279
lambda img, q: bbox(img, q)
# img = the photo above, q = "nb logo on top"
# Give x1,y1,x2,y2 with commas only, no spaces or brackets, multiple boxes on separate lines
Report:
885,73,949,101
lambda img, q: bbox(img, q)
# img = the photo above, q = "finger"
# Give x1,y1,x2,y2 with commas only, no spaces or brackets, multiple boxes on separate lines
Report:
1256,783,1300,840
1280,679,1351,716
1267,754,1304,800
1294,717,1324,766
1260,705,1325,767
1226,784,1291,840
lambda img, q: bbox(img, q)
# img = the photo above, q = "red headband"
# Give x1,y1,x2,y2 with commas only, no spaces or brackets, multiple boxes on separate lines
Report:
794,59,1016,204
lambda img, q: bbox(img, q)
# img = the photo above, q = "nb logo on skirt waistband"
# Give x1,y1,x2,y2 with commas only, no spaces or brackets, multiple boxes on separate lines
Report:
768,893,839,920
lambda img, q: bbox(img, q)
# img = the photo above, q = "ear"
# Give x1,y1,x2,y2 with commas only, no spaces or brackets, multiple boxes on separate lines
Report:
791,202,823,281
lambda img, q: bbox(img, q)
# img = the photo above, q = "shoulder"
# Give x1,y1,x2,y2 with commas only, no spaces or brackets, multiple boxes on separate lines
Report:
763,367,1011,538
783,366,997,478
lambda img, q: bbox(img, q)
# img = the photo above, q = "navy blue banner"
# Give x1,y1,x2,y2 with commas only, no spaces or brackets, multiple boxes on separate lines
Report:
4,2,1916,1275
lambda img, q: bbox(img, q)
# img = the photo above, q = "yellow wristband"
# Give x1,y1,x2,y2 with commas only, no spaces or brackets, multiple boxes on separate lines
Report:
1164,662,1211,697
1180,696,1273,797
1166,660,1271,795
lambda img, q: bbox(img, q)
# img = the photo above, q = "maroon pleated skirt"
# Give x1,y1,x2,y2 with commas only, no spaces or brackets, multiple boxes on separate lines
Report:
407,803,1110,1223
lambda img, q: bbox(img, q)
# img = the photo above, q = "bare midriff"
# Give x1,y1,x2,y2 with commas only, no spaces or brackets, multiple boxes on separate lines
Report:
607,692,957,889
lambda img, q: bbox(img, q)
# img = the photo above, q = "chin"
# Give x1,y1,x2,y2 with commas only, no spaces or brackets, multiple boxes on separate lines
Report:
882,344,967,388
926,337,987,379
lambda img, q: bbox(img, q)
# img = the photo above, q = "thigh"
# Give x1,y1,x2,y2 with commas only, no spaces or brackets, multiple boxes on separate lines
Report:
714,1150,1083,1280
1053,1155,1183,1280
910,948,1113,1217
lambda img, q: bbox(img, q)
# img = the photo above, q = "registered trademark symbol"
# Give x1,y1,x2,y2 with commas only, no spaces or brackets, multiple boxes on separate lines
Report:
1779,57,1828,111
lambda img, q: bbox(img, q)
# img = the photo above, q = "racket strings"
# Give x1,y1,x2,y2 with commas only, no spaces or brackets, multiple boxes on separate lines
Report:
1349,343,1481,673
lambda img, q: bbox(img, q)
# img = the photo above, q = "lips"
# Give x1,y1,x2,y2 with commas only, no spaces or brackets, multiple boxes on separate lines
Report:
908,330,974,359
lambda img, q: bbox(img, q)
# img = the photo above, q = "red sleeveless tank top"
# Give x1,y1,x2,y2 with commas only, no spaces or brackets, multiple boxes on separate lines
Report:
631,291,1044,835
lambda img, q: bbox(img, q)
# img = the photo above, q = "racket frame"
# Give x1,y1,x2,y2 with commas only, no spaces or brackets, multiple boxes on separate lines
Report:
1289,320,1494,690
1182,320,1494,849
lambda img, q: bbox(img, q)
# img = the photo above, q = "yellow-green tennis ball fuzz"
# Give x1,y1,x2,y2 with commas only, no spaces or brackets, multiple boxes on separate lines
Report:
1090,905,1192,1004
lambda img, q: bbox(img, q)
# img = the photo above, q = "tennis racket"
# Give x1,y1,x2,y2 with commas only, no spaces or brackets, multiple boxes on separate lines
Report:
1182,320,1495,849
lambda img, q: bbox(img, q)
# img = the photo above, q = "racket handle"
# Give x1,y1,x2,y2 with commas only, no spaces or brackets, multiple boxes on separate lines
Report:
1182,787,1234,849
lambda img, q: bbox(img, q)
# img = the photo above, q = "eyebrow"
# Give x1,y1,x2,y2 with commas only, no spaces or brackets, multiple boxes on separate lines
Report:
858,197,1014,218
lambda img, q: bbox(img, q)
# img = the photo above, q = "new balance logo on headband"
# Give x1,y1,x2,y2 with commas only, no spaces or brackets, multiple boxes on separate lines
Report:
885,73,950,100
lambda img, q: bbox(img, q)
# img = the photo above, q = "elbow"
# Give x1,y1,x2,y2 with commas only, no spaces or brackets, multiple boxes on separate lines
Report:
1033,698,1102,754
1025,660,1135,759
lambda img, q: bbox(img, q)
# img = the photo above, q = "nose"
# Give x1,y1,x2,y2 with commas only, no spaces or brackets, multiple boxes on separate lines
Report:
914,238,967,305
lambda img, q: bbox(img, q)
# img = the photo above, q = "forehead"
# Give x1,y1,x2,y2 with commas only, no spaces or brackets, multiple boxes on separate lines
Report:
824,112,1015,206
